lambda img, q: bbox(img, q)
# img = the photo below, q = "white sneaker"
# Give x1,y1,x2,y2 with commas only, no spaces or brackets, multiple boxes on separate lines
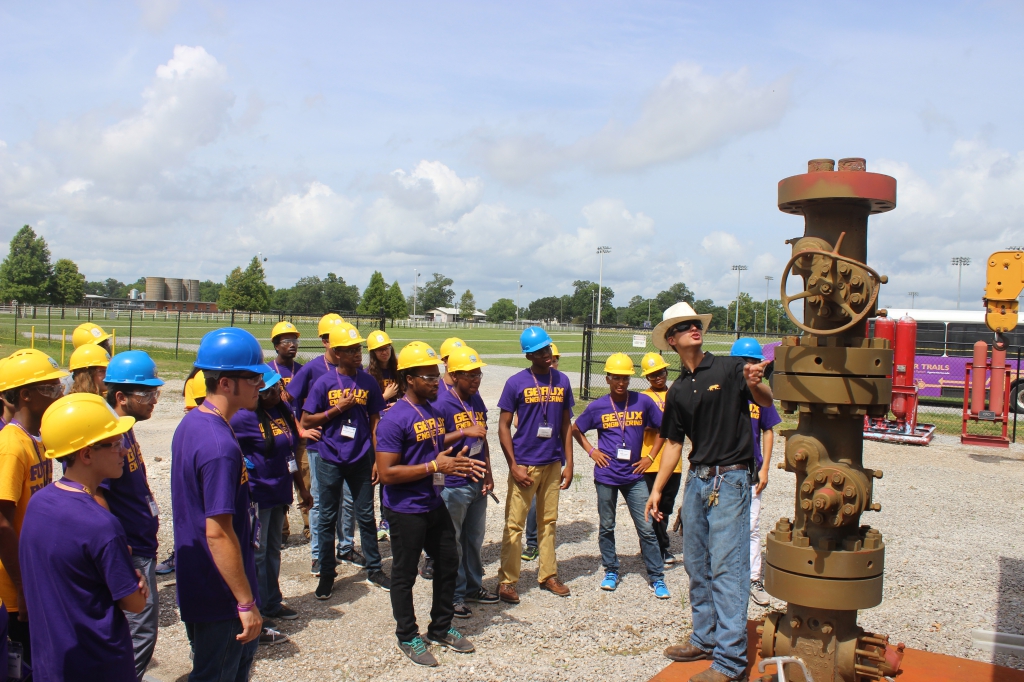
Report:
749,580,770,606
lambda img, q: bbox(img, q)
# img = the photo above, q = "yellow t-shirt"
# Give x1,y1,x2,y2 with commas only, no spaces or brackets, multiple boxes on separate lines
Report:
0,423,52,611
184,377,199,410
641,389,681,473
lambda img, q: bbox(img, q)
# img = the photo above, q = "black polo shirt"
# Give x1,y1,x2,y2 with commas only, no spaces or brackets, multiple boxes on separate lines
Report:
660,352,755,467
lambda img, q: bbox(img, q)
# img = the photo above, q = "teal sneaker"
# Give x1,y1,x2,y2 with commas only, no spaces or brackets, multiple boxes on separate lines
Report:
650,579,670,599
427,627,475,653
600,571,619,591
397,636,438,667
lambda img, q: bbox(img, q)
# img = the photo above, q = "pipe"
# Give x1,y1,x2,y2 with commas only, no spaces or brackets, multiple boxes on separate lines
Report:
991,345,1007,416
972,340,989,414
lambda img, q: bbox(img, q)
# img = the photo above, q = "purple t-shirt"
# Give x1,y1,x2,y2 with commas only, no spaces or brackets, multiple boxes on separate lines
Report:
377,399,446,514
749,400,782,469
574,392,662,487
171,408,260,622
98,429,159,559
436,388,488,488
289,354,335,426
21,482,139,682
497,368,575,467
267,358,303,406
231,404,296,508
303,368,385,466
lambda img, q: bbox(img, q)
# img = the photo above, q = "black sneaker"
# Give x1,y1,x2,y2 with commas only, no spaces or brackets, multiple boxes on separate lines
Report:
365,569,391,592
338,549,367,568
397,636,438,667
267,605,299,620
427,627,475,653
310,559,321,577
259,627,289,645
464,588,499,604
420,557,434,580
315,574,334,600
453,602,472,618
520,545,539,561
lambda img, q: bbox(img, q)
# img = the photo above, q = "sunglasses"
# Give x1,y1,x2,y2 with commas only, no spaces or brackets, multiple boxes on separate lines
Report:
455,372,483,382
91,439,123,450
665,320,703,338
335,345,363,355
128,389,161,404
409,374,441,383
33,384,65,399
224,373,264,387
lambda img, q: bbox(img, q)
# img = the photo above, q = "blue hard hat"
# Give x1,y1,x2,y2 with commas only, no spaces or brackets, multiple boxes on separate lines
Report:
195,327,271,374
260,369,282,392
520,326,554,354
104,350,165,387
730,337,765,361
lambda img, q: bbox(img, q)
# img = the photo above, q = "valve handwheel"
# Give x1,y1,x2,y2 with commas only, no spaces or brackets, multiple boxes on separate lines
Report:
780,231,888,336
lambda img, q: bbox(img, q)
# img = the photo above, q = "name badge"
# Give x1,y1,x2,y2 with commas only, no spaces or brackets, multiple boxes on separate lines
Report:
9,641,22,678
433,472,445,486
469,441,483,456
536,426,553,439
616,448,632,461
146,495,160,517
288,458,299,474
341,424,357,439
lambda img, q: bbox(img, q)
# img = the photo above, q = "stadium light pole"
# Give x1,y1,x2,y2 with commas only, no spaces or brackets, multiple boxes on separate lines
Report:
951,256,970,309
908,291,919,309
596,246,610,324
764,275,774,336
732,264,747,334
516,281,522,327
412,270,420,319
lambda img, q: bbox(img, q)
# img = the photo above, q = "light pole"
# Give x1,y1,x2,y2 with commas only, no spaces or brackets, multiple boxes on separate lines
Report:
764,275,773,335
412,270,420,318
596,246,610,324
648,298,652,325
951,256,970,309
516,281,522,327
591,290,596,323
908,291,919,309
732,264,747,334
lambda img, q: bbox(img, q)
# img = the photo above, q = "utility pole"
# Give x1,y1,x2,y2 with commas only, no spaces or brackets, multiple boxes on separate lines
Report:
413,270,420,318
951,256,970,309
764,275,774,335
516,281,522,327
908,291,919,309
596,246,610,324
732,264,747,335
648,298,652,325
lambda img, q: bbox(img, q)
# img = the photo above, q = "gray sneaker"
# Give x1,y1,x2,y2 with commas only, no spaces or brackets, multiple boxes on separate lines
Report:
750,579,770,606
427,627,475,653
397,636,438,667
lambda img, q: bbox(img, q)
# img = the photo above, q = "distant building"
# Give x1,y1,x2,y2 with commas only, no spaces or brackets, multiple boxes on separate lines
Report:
425,307,486,323
77,277,218,312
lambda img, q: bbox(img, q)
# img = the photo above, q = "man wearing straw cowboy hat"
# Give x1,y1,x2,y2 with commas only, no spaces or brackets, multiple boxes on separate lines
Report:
644,301,772,682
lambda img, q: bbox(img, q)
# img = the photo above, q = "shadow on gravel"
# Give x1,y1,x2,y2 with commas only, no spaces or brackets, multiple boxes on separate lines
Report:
969,453,1020,464
994,556,1024,670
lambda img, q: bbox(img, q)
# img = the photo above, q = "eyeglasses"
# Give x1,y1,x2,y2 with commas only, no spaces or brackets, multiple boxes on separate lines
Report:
665,320,702,338
607,375,631,382
275,338,298,347
409,374,441,383
335,345,363,355
33,384,65,399
455,372,483,382
91,439,123,450
225,374,264,386
128,389,161,404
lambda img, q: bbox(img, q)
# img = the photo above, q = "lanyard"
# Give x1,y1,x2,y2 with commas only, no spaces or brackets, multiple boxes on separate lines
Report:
56,479,91,496
269,404,295,448
122,429,156,495
452,391,478,428
402,397,441,459
649,390,666,411
10,420,44,466
609,394,629,447
334,369,367,423
528,369,553,426
271,359,294,377
199,403,238,440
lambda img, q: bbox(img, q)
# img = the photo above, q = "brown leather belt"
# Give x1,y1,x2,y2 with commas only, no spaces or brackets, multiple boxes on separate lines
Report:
689,463,748,476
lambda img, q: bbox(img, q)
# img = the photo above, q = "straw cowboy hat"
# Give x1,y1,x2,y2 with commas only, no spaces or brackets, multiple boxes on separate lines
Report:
652,302,713,351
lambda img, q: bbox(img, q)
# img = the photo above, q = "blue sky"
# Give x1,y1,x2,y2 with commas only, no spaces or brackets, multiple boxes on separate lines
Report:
1,1,1023,312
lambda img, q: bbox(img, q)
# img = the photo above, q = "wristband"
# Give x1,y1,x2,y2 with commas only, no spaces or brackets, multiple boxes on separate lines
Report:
646,454,656,463
237,599,257,612
431,460,439,473
587,446,595,456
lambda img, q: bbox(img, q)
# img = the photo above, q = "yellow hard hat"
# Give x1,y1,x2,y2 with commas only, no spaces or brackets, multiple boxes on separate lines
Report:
366,330,392,351
447,346,486,373
640,352,670,376
397,342,441,371
72,323,111,349
439,337,465,359
604,352,635,376
329,323,365,348
69,344,111,371
0,350,69,392
40,393,135,460
317,313,346,336
550,343,560,358
271,321,300,341
184,371,206,408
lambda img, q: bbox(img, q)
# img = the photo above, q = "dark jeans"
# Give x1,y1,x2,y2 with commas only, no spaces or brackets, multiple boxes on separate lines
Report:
184,619,258,682
8,616,29,667
383,504,458,642
645,472,682,556
317,454,382,579
596,478,664,581
524,497,538,547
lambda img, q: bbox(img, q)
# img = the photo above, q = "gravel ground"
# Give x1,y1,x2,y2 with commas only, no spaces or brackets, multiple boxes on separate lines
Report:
133,371,1024,681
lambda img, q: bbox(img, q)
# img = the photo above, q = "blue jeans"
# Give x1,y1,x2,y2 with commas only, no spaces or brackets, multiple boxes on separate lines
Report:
683,468,751,679
596,478,664,582
525,497,538,547
440,480,487,603
257,503,286,615
316,453,381,578
184,618,258,682
308,449,353,560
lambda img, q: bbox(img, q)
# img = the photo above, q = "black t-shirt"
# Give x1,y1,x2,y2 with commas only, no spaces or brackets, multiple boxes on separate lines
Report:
659,352,756,467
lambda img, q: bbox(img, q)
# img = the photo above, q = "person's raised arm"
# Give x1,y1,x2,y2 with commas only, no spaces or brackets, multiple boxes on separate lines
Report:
375,447,483,485
206,514,262,643
744,361,773,407
301,391,357,429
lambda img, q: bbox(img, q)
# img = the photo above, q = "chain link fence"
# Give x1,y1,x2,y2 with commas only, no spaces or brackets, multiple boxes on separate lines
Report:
0,306,385,368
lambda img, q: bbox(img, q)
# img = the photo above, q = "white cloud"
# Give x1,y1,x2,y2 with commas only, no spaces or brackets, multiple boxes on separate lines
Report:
138,0,181,32
472,62,791,184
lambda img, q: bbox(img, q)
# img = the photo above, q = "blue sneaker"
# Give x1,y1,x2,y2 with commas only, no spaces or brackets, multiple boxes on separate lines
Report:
600,572,619,591
650,579,670,599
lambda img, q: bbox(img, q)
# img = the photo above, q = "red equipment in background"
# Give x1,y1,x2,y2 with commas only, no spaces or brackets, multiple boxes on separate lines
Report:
962,340,1012,447
864,314,936,444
